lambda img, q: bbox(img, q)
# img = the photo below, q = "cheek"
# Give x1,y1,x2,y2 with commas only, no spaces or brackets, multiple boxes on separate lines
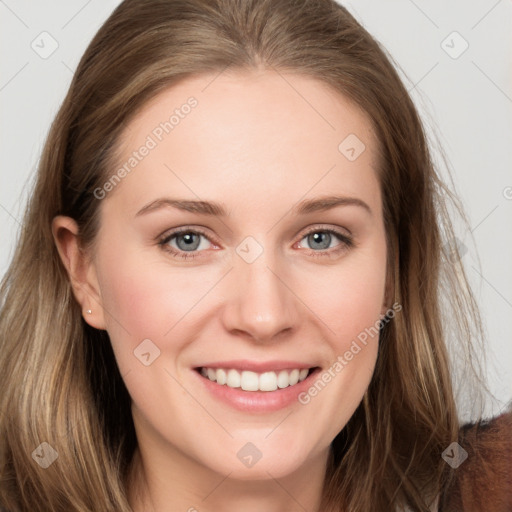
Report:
95,248,201,362
295,245,386,430
95,246,236,389
319,267,383,372
306,246,387,348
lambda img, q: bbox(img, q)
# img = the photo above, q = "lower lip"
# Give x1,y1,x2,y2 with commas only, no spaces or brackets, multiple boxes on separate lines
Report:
193,368,321,413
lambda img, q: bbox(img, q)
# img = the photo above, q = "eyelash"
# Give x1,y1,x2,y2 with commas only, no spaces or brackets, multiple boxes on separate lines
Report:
157,226,354,261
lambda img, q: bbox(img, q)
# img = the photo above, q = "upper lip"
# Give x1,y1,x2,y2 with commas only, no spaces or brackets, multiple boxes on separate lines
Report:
195,360,318,372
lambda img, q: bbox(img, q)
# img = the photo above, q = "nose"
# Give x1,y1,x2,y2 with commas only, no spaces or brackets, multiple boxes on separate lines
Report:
220,250,301,343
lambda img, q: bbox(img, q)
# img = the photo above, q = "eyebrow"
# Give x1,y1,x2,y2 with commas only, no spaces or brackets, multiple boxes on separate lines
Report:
135,195,372,218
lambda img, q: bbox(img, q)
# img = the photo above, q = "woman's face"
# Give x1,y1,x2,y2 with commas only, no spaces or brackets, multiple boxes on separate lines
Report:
87,69,388,480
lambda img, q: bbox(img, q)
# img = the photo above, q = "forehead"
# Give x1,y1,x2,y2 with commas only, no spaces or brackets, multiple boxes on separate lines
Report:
106,69,382,217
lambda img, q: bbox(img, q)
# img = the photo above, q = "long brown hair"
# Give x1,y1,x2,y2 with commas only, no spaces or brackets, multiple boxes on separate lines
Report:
0,0,491,510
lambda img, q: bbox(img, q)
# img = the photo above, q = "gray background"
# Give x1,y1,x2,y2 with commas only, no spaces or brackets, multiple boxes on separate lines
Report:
1,0,511,419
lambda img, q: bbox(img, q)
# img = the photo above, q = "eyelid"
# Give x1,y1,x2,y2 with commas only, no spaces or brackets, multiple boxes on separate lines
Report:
299,223,352,239
158,226,217,245
157,224,354,259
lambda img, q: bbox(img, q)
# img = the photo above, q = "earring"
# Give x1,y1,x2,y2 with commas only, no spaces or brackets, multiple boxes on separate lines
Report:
86,309,92,314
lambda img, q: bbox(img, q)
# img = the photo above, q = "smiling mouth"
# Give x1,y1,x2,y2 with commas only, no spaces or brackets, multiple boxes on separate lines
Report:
195,366,318,392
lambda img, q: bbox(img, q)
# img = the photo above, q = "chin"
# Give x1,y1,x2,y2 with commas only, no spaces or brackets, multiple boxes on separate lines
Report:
200,439,319,481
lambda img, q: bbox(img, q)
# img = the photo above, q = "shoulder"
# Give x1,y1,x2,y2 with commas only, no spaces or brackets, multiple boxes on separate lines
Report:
438,406,512,512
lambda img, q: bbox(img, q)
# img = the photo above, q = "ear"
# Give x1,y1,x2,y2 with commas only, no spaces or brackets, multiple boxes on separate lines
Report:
51,215,106,330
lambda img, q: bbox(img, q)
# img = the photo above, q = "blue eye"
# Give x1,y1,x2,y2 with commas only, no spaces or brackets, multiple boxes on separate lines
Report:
297,228,353,257
158,229,213,260
158,226,354,261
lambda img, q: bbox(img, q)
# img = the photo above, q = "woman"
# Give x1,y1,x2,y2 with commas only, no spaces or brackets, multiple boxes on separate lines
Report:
0,0,509,510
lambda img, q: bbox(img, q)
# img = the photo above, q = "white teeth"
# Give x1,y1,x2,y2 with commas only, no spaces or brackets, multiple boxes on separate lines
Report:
259,371,278,391
277,370,289,389
240,371,259,391
216,368,227,385
226,369,241,388
199,367,311,392
289,369,299,386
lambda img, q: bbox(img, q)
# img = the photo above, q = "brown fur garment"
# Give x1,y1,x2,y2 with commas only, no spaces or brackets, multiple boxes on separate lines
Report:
438,407,512,512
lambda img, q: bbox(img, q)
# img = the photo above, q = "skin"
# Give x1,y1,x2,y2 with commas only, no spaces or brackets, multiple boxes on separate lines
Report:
53,68,390,512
